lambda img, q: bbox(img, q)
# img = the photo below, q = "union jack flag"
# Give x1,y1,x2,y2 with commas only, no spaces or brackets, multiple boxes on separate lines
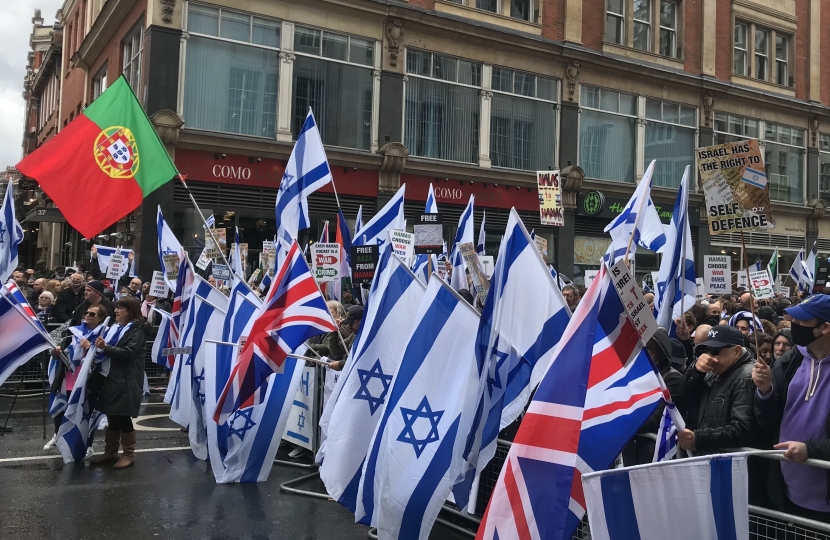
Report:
214,240,337,424
476,265,663,540
5,281,46,332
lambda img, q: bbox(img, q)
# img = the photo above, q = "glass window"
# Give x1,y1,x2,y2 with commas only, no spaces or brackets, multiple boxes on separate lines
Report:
579,85,636,183
644,99,696,188
220,10,251,42
492,67,513,92
475,0,498,12
322,32,349,61
188,5,218,36
92,67,107,99
633,0,651,51
714,112,757,144
607,0,625,45
433,54,457,82
734,22,747,76
406,49,431,77
511,0,531,21
295,26,321,55
122,23,143,95
349,37,374,67
755,28,768,81
820,134,830,202
660,0,677,58
252,17,280,48
765,122,804,203
775,35,788,86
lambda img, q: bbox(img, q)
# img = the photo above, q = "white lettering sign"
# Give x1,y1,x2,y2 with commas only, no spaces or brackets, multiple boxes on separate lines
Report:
704,255,732,295
609,260,658,343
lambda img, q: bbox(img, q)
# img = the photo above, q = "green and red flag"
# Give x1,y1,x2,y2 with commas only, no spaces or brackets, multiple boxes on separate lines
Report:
16,75,176,239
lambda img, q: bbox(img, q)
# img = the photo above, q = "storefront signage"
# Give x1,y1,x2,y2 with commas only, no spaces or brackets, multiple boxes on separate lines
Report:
750,270,775,299
697,139,773,235
390,230,415,267
212,165,252,180
577,192,698,226
414,213,444,254
351,245,378,284
583,191,605,216
609,260,658,343
537,170,564,226
25,207,67,223
432,187,464,201
311,243,341,283
703,255,731,295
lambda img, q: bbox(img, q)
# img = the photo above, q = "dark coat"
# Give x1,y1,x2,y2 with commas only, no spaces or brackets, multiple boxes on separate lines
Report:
54,287,85,323
36,305,56,326
70,299,115,326
87,324,146,417
754,347,830,509
682,350,756,454
623,363,684,465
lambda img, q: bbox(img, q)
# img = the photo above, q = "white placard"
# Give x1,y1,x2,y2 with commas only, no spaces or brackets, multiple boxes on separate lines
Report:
737,269,748,290
311,243,341,283
584,269,599,288
283,365,316,450
609,260,658,343
150,271,169,298
704,255,731,295
696,277,705,299
212,263,231,281
479,256,494,278
778,285,791,298
195,248,211,271
750,269,775,299
107,253,125,280
390,230,415,268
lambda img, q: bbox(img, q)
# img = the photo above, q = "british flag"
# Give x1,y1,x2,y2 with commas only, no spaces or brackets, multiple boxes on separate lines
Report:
476,265,663,540
213,240,337,424
5,280,46,331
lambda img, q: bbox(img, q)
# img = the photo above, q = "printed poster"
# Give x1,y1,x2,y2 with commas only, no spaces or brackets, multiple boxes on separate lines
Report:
537,170,564,226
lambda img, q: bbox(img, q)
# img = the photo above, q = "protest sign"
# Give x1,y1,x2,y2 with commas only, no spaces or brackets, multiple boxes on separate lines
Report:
283,365,317,450
534,236,548,260
537,170,564,226
195,248,211,271
204,228,227,259
232,243,249,263
106,253,125,280
150,271,169,298
696,277,705,299
311,243,341,283
390,230,415,267
479,255,494,278
161,249,181,281
212,263,231,281
750,270,775,299
609,260,658,343
704,255,731,295
351,245,378,284
459,242,489,305
778,285,791,298
262,240,276,277
737,268,750,290
414,213,443,254
813,263,830,294
696,139,773,235
584,269,599,289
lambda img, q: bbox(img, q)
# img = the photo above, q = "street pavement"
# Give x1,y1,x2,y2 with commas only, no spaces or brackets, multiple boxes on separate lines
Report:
0,391,473,540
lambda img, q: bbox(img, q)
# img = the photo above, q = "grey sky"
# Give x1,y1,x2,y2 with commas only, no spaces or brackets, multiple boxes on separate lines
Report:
0,0,64,170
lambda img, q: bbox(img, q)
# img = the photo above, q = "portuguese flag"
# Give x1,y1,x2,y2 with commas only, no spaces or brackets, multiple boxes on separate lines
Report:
17,75,176,239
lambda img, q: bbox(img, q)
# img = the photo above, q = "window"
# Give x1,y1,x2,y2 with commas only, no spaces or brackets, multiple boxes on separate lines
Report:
404,49,481,164
291,26,375,150
92,66,107,99
734,22,747,76
122,22,143,94
489,67,557,171
184,6,280,138
633,0,651,51
775,35,788,86
608,0,681,58
511,0,532,21
754,28,768,81
765,123,804,203
607,0,625,45
444,0,535,20
819,134,830,202
659,1,678,58
713,112,758,145
734,21,793,87
579,85,637,184
644,99,696,188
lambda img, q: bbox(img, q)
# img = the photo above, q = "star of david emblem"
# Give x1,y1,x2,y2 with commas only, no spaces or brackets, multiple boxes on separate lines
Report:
161,246,176,256
0,220,5,245
228,408,257,441
353,359,393,415
280,173,295,191
193,369,206,406
397,396,444,458
297,411,306,430
487,344,509,393
377,238,384,247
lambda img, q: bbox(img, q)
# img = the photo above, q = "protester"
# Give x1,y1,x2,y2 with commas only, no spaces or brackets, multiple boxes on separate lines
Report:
70,280,115,326
326,305,363,371
673,312,697,367
729,311,762,337
54,273,87,323
141,294,172,328
45,279,63,298
561,284,580,312
773,329,793,361
52,266,67,281
752,295,830,521
27,278,46,308
88,296,146,469
644,292,655,313
35,291,57,325
679,325,756,454
706,301,723,324
125,277,143,301
754,332,774,365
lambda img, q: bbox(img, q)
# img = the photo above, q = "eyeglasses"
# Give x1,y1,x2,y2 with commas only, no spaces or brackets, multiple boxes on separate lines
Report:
84,311,99,317
695,345,725,357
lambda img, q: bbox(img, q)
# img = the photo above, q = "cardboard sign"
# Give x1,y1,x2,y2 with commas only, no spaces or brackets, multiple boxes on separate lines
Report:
697,139,773,235
704,255,731,295
750,270,775,299
813,263,830,294
435,258,449,281
390,230,415,267
212,263,231,281
696,277,705,299
459,242,489,305
161,251,181,281
778,285,791,298
106,253,125,280
262,240,274,252
232,242,249,263
534,236,548,260
737,268,750,290
150,271,169,298
351,245,378,284
479,255,494,278
609,260,658,343
312,243,341,283
195,248,211,271
414,214,444,254
537,170,564,226
204,228,227,259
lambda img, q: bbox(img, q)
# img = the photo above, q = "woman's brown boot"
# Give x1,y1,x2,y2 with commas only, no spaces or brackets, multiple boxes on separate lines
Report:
89,429,120,464
113,431,136,469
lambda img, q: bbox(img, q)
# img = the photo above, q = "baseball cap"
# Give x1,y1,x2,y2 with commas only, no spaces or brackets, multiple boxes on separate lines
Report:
785,295,830,323
700,325,745,348
343,305,364,326
85,280,106,296
669,338,687,367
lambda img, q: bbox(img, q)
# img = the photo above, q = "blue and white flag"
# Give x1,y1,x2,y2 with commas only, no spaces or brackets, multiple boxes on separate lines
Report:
805,241,818,292
0,182,24,283
0,281,53,386
450,195,475,291
275,110,333,240
583,454,749,540
157,206,185,293
48,321,105,418
203,214,215,229
655,166,696,332
318,244,426,513
150,307,175,370
231,227,244,280
355,276,483,540
477,210,486,256
425,183,439,214
353,185,405,250
604,161,666,263
355,205,364,238
94,245,133,278
789,249,806,292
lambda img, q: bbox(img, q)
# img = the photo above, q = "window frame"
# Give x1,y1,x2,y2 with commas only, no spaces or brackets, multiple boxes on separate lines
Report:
92,65,108,99
578,84,639,184
632,0,652,52
819,134,830,202
186,4,282,52
659,0,678,58
763,121,805,204
121,20,144,97
732,19,793,88
754,28,768,81
606,0,626,45
605,0,683,59
733,22,748,76
444,0,538,22
775,34,788,87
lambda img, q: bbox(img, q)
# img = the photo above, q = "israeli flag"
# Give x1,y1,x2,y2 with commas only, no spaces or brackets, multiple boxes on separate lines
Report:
477,210,486,256
604,160,667,263
274,109,332,239
353,185,405,250
203,214,216,229
231,227,244,280
355,276,483,540
583,454,749,540
0,182,24,282
789,249,806,292
48,322,102,418
449,195,475,291
468,208,572,507
425,183,439,214
355,205,364,237
157,206,185,293
150,308,175,370
318,243,426,512
93,245,133,278
655,166,696,332
804,241,818,292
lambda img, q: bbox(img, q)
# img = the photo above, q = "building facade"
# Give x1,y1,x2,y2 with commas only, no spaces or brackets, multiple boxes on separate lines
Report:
20,0,830,286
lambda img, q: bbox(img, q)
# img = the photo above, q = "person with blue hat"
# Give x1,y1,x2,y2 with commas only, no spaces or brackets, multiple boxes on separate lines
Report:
753,294,830,522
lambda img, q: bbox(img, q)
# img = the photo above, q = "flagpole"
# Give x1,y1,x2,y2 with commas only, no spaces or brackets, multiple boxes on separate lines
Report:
0,290,72,370
175,174,233,272
740,231,763,364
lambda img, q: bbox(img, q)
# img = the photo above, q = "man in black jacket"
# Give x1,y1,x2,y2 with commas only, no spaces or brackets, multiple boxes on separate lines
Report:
678,325,755,455
752,295,830,522
70,280,115,326
53,273,86,323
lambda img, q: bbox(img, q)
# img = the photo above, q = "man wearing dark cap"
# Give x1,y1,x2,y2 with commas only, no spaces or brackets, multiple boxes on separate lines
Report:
752,295,830,521
70,280,115,326
326,305,364,371
678,325,755,454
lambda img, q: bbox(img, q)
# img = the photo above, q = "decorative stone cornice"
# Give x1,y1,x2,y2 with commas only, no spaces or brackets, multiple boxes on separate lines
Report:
385,18,404,69
565,59,580,101
807,198,826,236
559,165,585,210
702,90,715,128
377,142,409,194
150,109,185,147
160,0,176,24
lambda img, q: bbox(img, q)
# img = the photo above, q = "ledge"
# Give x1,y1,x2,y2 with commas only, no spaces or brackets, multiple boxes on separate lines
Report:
731,74,796,98
75,0,139,69
433,0,542,35
602,42,685,70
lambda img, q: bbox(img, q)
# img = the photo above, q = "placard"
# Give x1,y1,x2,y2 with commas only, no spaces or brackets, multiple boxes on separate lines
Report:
479,256,494,278
212,263,231,281
283,364,316,450
204,228,227,259
414,213,444,254
750,270,775,299
311,243,341,283
390,230,415,267
696,277,705,299
534,236,548,260
536,170,564,226
150,271,169,298
778,285,791,298
696,139,773,235
584,269,599,288
161,250,181,281
813,263,830,294
609,260,658,343
232,242,249,263
704,255,731,295
459,242,489,305
351,245,378,284
195,248,211,271
737,268,749,290
106,253,125,280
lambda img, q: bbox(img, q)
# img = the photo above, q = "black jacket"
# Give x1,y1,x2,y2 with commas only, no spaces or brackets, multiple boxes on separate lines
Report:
70,299,115,326
54,287,85,323
640,363,684,434
87,324,146,417
754,347,830,509
682,350,756,454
